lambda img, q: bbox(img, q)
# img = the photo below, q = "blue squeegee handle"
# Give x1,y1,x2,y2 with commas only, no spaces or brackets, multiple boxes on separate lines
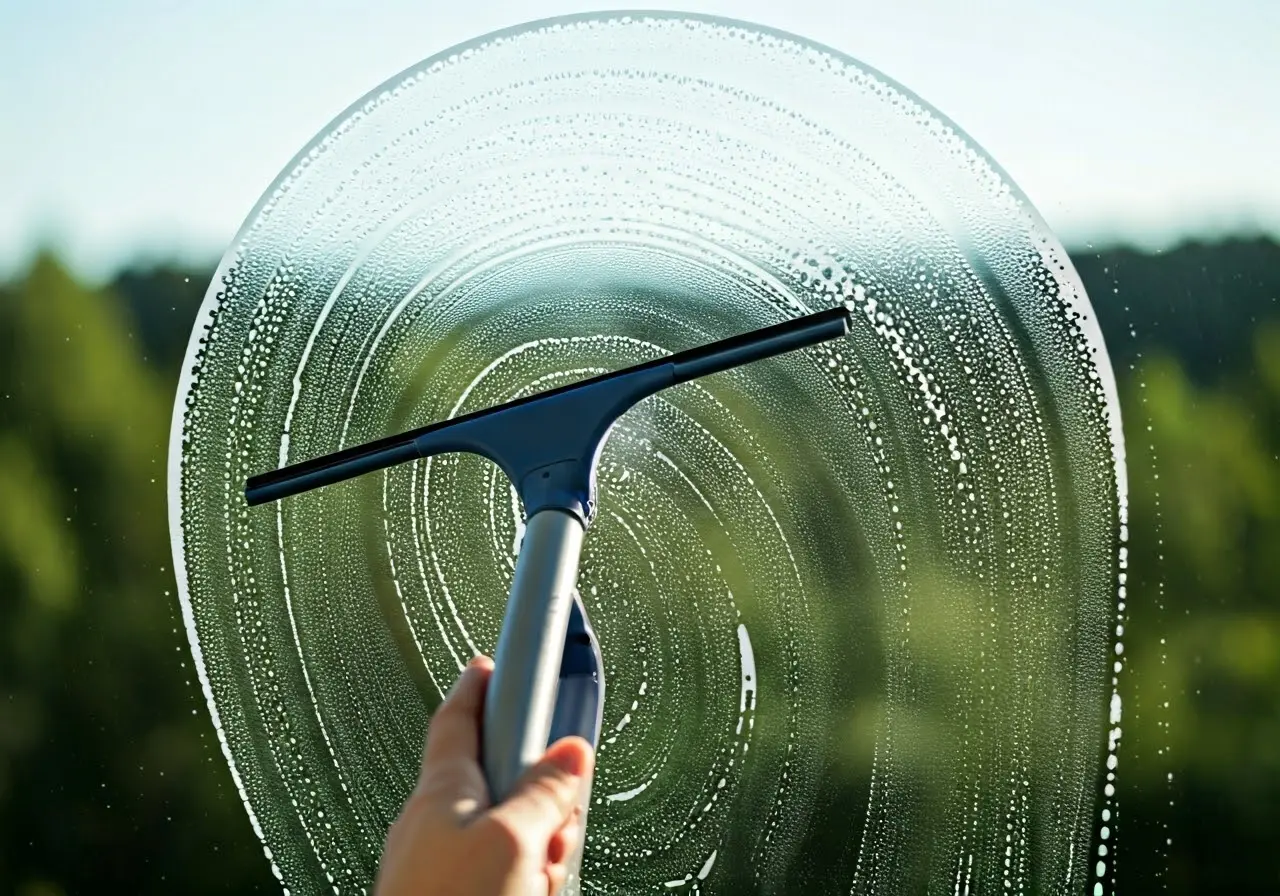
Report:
545,592,604,893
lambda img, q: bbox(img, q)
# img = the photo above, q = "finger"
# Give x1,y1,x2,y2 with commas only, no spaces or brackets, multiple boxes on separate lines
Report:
546,861,568,896
421,656,493,773
546,815,584,896
547,820,582,867
485,736,593,845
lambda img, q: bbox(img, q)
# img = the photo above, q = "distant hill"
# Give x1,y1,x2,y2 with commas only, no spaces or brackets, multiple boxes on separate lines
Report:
1075,236,1279,383
108,236,1280,388
109,266,209,384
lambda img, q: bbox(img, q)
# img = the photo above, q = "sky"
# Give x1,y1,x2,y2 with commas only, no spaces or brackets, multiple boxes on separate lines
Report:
2,0,1277,279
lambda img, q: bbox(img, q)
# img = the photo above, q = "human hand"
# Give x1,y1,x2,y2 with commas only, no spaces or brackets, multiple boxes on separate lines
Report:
374,655,594,896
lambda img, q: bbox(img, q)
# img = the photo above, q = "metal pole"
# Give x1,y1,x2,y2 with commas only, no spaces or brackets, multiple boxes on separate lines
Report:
483,508,586,801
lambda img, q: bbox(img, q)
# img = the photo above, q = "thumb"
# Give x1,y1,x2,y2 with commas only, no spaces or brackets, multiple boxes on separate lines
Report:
486,736,594,845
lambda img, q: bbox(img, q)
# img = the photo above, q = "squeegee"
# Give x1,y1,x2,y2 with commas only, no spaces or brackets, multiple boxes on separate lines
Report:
245,304,850,840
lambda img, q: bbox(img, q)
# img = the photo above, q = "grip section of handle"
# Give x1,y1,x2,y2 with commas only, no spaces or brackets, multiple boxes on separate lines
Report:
548,594,604,896
483,509,585,801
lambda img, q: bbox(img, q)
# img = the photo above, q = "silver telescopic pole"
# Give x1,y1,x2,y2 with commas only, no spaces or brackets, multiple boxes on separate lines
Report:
483,507,586,798
483,507,593,894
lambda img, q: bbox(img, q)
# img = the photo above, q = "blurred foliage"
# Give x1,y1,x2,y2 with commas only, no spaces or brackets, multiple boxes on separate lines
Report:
0,238,1277,892
0,256,270,893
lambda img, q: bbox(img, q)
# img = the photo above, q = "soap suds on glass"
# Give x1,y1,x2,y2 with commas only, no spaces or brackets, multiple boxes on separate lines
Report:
170,13,1125,895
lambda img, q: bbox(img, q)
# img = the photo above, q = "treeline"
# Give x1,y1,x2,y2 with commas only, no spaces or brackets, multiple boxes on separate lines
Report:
0,237,1276,893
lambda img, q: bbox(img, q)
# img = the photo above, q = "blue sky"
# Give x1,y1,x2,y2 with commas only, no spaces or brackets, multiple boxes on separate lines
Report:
2,0,1277,278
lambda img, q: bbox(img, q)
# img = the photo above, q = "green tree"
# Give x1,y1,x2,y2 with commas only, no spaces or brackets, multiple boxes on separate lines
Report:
0,254,273,893
1115,325,1280,892
2,238,1279,892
